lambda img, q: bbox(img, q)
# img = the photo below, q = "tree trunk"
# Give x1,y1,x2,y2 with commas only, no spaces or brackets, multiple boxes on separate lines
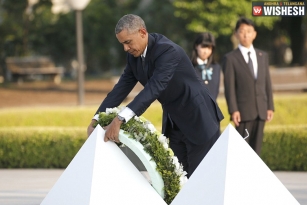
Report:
289,16,304,66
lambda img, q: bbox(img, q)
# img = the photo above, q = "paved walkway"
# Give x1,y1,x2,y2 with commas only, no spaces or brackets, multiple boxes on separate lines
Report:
0,169,306,205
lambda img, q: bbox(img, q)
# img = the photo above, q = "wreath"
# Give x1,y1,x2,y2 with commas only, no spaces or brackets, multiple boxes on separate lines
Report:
94,107,188,204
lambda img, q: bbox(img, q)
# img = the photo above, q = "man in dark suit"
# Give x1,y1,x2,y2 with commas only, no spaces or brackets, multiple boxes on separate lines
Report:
222,17,274,155
87,14,224,177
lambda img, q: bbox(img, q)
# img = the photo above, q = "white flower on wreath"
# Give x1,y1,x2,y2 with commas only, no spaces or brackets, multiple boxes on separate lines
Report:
172,156,180,169
134,116,140,121
172,156,188,185
145,122,157,134
158,134,169,150
106,106,125,115
106,107,120,114
180,174,188,187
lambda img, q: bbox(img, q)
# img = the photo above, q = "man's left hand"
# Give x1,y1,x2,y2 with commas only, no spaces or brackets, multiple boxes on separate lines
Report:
104,117,123,143
266,110,274,122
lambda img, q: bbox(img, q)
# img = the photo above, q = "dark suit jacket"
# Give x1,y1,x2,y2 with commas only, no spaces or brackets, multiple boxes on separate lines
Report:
222,48,274,121
96,33,224,145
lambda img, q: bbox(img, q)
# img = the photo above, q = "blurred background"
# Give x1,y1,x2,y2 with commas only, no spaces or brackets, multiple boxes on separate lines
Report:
0,2,306,204
0,0,306,82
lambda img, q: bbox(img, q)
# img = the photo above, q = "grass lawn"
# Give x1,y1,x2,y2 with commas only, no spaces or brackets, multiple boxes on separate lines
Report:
0,93,306,132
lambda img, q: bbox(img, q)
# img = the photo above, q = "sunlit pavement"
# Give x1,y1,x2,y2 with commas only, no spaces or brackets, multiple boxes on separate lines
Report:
0,169,306,205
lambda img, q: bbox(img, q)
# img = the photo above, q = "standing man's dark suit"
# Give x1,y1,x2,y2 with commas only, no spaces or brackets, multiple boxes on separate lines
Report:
223,48,274,121
88,14,224,177
222,17,274,155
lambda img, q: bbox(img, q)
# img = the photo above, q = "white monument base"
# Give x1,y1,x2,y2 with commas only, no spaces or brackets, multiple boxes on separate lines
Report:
41,125,167,205
170,124,300,205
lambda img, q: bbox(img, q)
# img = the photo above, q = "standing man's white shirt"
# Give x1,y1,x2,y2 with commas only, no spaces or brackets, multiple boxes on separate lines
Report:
238,44,258,79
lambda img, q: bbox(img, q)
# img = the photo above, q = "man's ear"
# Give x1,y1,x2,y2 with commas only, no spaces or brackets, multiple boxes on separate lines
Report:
234,31,239,40
139,28,147,38
253,31,257,40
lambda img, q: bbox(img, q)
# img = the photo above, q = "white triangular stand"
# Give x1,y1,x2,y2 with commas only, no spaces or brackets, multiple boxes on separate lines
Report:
41,125,167,205
171,124,299,205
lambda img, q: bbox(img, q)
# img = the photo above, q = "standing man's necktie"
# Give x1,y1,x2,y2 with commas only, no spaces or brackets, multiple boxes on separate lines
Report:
247,51,255,78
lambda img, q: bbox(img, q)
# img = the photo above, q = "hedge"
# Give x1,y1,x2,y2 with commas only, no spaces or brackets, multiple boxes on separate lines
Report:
261,125,307,171
0,126,306,171
0,127,86,168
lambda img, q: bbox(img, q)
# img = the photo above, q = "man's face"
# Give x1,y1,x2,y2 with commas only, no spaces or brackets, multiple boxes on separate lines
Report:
235,24,257,48
116,28,147,57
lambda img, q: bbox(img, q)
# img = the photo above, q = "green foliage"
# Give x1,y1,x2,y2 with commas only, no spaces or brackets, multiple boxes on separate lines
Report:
0,0,30,56
173,0,280,37
0,94,306,173
0,127,86,168
82,0,140,72
0,0,306,74
261,125,307,171
0,126,306,172
0,0,141,73
95,111,183,204
138,0,193,48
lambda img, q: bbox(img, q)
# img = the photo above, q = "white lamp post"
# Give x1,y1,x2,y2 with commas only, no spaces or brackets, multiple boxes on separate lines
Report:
67,0,91,105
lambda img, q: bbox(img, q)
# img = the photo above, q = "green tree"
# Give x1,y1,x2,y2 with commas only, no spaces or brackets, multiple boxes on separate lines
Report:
172,0,307,66
173,0,279,37
82,0,140,74
0,0,34,78
0,0,141,76
0,0,29,57
137,0,193,51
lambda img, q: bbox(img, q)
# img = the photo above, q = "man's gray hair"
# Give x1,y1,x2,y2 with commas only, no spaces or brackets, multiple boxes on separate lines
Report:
115,14,146,34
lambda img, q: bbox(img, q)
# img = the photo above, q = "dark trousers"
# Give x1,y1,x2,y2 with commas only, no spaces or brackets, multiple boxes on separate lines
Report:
166,122,220,178
236,118,265,155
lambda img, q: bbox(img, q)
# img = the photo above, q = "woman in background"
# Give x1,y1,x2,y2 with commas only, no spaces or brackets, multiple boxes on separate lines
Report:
191,32,221,100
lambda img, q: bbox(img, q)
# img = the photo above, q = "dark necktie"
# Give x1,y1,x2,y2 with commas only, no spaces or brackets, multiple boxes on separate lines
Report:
141,56,145,69
247,51,255,78
141,55,147,78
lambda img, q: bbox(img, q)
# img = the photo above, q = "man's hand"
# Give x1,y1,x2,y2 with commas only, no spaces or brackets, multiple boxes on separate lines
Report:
232,111,241,127
87,119,97,137
104,117,123,143
266,110,274,122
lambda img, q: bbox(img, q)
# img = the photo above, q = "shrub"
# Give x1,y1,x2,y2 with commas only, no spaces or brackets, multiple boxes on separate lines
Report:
261,125,307,171
0,126,306,171
0,94,306,170
0,127,86,168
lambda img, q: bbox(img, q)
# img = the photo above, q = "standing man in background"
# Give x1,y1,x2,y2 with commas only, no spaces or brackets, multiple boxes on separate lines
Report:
87,14,224,177
222,17,274,155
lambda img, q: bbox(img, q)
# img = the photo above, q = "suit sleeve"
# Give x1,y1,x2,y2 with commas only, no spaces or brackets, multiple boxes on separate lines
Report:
95,60,138,114
222,55,238,115
128,45,179,116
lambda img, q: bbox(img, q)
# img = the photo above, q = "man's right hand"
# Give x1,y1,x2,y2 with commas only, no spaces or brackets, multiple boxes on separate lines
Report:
231,111,241,127
87,119,97,137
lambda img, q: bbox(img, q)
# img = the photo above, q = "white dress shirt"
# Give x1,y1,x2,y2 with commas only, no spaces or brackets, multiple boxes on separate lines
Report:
238,44,258,78
196,57,208,65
